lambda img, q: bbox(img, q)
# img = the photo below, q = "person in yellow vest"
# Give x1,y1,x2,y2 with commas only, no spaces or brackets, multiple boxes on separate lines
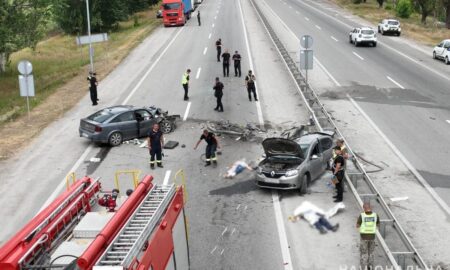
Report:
182,69,191,101
332,138,349,159
356,202,380,270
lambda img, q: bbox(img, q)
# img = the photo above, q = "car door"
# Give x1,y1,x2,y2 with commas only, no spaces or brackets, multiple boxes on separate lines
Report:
444,41,450,57
109,111,138,140
135,109,156,137
319,137,334,170
308,140,323,180
435,42,445,58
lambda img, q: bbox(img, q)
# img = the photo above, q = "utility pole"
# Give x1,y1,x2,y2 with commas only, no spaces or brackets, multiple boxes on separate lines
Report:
85,0,94,73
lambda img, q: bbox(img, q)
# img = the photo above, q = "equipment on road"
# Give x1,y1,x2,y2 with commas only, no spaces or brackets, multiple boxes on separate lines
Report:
161,0,194,26
0,175,189,270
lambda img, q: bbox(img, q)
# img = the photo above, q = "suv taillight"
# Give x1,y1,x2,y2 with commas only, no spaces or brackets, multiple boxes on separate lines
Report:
95,126,102,132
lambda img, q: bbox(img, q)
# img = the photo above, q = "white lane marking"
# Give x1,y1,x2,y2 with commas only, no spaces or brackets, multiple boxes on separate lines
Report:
163,170,172,185
212,23,215,28
236,204,241,210
348,96,450,216
220,249,225,255
295,10,299,14
231,228,236,235
244,205,248,211
238,0,264,126
210,245,218,254
305,17,310,21
203,47,208,55
272,191,293,270
315,25,321,30
196,67,202,79
352,51,364,60
214,16,217,19
123,28,185,105
296,0,450,83
446,120,450,124
331,36,338,42
183,102,191,121
221,227,228,236
386,76,405,89
289,5,292,8
208,33,212,39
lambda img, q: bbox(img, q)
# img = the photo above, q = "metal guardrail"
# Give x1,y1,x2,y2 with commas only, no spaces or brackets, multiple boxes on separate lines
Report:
249,0,429,269
114,170,141,193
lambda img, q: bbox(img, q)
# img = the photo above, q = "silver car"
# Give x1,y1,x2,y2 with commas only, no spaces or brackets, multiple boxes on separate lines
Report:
79,105,178,146
256,132,334,194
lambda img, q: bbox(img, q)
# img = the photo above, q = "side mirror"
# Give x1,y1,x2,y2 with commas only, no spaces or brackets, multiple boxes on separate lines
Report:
311,154,319,160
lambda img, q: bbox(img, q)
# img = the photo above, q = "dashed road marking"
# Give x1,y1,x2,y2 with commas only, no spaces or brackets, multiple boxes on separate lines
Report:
221,227,228,236
196,67,202,79
446,120,450,124
212,23,215,28
210,245,217,254
352,51,364,60
236,204,241,210
203,47,208,55
183,102,191,121
220,249,225,255
163,170,172,185
214,16,217,19
331,36,338,42
208,33,212,39
386,76,405,89
231,228,236,235
295,10,299,14
305,17,310,21
315,25,321,30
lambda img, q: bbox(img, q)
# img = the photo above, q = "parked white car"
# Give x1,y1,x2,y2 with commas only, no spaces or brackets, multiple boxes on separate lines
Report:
433,39,450,65
349,27,377,47
378,19,401,36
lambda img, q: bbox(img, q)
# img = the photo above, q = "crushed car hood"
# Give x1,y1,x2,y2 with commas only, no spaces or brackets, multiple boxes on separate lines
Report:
262,138,304,158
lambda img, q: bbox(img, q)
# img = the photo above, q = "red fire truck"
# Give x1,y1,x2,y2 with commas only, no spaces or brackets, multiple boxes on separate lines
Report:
0,175,189,270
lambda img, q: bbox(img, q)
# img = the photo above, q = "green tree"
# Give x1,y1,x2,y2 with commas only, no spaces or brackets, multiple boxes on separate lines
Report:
443,0,450,28
416,0,435,24
128,0,149,14
377,0,385,8
52,0,85,34
91,0,128,32
396,0,413,18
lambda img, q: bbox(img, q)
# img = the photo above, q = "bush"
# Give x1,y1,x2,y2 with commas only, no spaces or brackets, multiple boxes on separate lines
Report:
396,0,413,18
353,0,362,3
384,3,393,10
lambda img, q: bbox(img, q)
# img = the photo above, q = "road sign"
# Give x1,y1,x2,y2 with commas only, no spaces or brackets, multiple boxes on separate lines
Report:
300,50,313,70
300,35,313,49
19,75,35,97
76,33,108,45
18,60,33,75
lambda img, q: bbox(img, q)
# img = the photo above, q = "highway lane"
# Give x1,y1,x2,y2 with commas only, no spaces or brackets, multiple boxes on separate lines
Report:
262,0,450,206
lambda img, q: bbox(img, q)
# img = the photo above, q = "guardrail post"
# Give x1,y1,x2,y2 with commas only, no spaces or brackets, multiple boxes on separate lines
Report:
347,173,363,188
379,219,393,238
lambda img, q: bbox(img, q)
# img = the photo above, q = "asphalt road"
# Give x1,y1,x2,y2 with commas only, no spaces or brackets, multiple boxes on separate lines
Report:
260,0,450,207
0,0,374,269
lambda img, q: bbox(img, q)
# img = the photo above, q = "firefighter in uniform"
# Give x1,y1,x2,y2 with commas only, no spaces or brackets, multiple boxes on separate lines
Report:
194,129,221,166
232,50,242,77
148,123,164,169
87,72,98,106
182,69,191,101
356,202,379,270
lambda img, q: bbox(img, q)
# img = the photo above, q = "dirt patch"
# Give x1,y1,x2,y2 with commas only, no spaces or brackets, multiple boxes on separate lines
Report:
0,18,160,160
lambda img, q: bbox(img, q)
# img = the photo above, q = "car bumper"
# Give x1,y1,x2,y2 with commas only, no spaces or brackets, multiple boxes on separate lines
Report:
357,39,377,43
255,173,299,190
79,128,107,143
383,28,401,32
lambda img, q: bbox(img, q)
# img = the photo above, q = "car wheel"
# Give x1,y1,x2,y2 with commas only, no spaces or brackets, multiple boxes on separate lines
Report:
349,36,352,44
433,51,437,59
397,32,401,37
299,174,309,195
109,132,123,146
377,27,380,33
160,120,173,134
373,42,377,47
445,56,450,65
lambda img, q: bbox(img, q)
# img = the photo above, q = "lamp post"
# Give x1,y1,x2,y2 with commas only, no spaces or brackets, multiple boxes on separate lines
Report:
85,0,94,73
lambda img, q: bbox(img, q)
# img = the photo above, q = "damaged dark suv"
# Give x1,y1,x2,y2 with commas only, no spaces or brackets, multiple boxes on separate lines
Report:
255,132,334,194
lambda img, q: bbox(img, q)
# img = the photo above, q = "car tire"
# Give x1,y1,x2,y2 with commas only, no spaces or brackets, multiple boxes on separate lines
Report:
349,36,352,44
397,32,401,37
377,27,380,33
373,42,377,47
445,56,450,65
160,120,173,134
299,174,309,195
109,132,123,147
433,51,437,59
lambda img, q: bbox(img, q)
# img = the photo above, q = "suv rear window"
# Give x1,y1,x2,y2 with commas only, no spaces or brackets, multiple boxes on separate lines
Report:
88,110,113,123
361,30,374,35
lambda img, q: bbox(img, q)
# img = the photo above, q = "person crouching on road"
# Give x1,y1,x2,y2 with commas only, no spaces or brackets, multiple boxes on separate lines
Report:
182,69,191,101
332,146,345,203
194,129,221,167
148,123,164,169
213,77,224,112
356,203,379,270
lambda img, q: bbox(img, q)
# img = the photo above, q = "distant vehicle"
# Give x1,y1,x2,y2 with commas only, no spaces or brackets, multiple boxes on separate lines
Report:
79,105,179,146
161,0,193,26
255,132,334,194
349,27,377,47
378,19,401,36
433,39,450,65
156,9,162,18
194,0,203,6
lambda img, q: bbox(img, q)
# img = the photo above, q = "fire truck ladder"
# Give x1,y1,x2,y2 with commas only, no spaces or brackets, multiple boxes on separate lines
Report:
95,184,176,268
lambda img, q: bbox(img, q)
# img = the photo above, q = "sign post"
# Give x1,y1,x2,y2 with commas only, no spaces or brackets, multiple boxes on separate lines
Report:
18,60,35,121
300,35,314,84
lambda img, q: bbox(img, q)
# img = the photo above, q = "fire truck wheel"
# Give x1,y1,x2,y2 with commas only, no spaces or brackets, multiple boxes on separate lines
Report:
109,132,123,146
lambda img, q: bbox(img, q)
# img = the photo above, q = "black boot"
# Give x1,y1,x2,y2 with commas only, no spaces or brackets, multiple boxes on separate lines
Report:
205,161,211,167
157,163,163,168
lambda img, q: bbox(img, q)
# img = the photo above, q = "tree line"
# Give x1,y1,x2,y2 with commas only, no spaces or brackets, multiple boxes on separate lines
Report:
354,0,450,26
0,0,159,73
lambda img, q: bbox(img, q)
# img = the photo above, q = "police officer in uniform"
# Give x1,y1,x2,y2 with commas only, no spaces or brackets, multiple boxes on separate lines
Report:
232,51,242,77
87,72,98,106
332,146,345,202
245,70,257,101
356,203,379,270
213,77,224,112
194,129,221,166
221,49,231,77
197,10,201,26
147,123,164,169
182,69,191,101
216,38,222,62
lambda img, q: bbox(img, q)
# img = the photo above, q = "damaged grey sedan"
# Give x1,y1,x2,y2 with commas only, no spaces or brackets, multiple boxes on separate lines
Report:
256,132,334,194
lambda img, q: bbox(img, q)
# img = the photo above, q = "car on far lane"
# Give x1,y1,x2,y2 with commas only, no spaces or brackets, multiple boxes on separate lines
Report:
349,27,377,47
433,39,450,65
79,105,178,146
378,19,401,36
255,132,334,194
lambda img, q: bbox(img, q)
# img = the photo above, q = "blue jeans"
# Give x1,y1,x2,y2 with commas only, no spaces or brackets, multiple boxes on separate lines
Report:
314,217,334,231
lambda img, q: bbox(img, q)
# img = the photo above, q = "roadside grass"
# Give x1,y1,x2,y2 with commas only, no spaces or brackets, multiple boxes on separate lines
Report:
0,7,161,159
0,8,161,123
331,0,450,46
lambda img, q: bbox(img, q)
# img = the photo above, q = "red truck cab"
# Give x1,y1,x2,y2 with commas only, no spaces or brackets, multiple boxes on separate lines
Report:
161,0,192,26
